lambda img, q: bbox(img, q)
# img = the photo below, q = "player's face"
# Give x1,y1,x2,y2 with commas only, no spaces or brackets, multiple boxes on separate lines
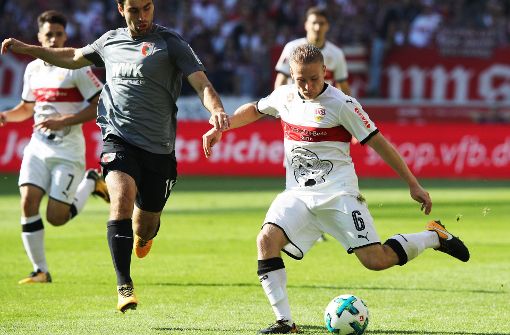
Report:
37,22,67,48
119,0,154,37
305,14,329,45
290,60,326,100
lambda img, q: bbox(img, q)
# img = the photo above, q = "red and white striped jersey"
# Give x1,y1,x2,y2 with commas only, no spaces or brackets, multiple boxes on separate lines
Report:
275,38,349,86
21,59,103,163
257,84,378,194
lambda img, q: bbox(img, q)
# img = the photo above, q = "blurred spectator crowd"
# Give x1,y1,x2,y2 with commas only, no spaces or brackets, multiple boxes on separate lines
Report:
1,0,510,98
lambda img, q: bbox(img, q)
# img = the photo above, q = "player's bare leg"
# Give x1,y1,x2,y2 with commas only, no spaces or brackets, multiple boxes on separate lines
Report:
257,224,297,334
355,230,440,269
355,222,469,270
45,199,73,226
106,171,136,220
18,185,51,284
354,244,401,270
132,207,161,258
105,171,138,312
257,224,288,259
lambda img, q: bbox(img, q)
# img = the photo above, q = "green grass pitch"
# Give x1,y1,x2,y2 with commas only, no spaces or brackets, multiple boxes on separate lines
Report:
0,174,509,335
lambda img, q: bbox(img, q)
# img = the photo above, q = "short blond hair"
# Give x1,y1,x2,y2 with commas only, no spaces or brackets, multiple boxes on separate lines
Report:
290,44,324,66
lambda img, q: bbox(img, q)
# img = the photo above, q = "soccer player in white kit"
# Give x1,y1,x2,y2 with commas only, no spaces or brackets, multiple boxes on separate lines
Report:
0,11,109,284
274,6,351,96
203,44,469,334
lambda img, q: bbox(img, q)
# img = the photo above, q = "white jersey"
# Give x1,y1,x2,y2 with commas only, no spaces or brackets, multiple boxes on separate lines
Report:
257,84,378,195
275,38,348,86
21,59,103,163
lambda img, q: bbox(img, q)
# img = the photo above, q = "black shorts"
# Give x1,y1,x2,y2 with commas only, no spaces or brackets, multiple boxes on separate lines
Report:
100,134,177,212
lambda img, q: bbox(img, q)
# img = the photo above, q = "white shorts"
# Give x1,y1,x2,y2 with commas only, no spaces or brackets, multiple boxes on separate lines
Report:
263,191,381,259
18,150,85,205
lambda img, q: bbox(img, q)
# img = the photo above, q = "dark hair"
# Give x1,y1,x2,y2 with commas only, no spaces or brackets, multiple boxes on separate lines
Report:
37,10,67,29
290,44,324,66
117,0,153,7
305,6,329,22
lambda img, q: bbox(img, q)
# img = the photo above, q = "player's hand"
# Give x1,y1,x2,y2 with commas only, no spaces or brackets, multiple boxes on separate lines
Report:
34,118,67,131
0,112,6,127
1,38,29,55
209,110,230,131
410,184,432,215
202,127,223,158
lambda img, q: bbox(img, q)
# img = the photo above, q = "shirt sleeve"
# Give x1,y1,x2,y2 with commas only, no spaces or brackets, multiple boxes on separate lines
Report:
274,43,292,76
338,98,378,144
166,34,206,77
256,88,284,118
21,63,35,102
80,31,111,67
72,66,104,101
334,48,349,82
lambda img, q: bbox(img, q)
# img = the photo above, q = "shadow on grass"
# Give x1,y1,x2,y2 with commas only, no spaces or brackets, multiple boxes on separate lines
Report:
152,325,510,335
153,327,245,333
1,174,508,195
148,282,505,295
173,176,510,193
299,325,510,335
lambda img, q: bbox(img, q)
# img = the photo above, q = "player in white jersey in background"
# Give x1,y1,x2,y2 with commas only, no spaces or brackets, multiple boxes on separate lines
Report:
203,44,469,334
274,6,351,96
275,6,351,242
0,10,109,284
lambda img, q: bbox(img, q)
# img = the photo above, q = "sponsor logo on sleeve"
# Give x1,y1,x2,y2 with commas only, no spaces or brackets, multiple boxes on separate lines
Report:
354,107,371,129
188,44,203,65
86,69,102,88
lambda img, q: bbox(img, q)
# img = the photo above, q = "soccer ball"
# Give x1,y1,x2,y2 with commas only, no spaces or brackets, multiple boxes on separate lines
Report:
324,294,369,335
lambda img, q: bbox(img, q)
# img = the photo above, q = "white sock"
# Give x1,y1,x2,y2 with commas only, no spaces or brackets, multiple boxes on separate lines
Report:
21,215,48,273
390,231,440,262
72,176,95,214
259,268,292,323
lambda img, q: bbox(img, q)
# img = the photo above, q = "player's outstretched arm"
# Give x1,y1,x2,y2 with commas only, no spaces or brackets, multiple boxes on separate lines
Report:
1,38,92,69
202,102,264,158
187,71,229,130
366,132,432,214
33,95,99,132
0,101,35,127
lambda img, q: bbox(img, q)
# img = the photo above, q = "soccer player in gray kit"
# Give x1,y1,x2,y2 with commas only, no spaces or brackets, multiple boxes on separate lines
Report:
2,0,230,312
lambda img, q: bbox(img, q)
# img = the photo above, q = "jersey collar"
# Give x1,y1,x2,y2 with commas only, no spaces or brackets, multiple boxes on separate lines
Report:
297,83,329,101
128,23,156,40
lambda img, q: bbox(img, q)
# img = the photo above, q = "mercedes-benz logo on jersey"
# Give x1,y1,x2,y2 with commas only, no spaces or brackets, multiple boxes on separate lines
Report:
291,147,333,187
141,42,155,56
34,105,71,144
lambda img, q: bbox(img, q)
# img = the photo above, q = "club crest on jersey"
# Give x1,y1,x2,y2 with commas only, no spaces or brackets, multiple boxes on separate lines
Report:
314,107,326,121
287,93,294,102
101,153,116,163
141,42,155,56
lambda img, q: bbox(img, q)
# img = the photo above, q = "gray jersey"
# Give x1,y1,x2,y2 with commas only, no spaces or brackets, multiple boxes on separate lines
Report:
81,24,205,154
